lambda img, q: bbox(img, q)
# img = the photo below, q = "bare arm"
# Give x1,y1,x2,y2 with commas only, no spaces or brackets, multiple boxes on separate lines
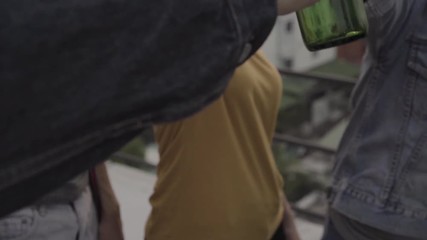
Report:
95,163,124,240
282,196,301,240
277,0,320,15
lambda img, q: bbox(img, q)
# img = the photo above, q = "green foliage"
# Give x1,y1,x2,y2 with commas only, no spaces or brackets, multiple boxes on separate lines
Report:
273,144,324,202
112,137,146,169
276,100,309,133
120,137,145,157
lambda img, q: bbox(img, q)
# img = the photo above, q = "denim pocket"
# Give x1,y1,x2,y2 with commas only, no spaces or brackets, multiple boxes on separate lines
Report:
0,208,37,240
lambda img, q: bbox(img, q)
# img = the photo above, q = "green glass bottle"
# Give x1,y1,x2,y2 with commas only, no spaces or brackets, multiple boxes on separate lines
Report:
296,0,368,51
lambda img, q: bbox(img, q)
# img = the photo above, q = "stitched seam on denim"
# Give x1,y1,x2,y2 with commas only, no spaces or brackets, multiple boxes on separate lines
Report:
334,66,379,177
335,185,427,218
395,203,427,219
395,43,427,197
339,186,427,219
336,65,380,176
344,186,427,219
381,32,420,200
333,185,376,204
331,67,380,188
396,38,426,184
408,35,427,79
382,46,417,203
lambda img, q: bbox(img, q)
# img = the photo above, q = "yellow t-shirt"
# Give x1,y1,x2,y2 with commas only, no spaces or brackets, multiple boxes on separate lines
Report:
146,51,284,240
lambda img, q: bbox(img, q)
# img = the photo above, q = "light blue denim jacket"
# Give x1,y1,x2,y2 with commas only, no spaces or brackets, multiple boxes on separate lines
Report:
329,0,427,238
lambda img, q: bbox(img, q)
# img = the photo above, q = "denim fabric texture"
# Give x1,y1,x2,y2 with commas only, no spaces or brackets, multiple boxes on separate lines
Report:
0,0,277,217
329,0,427,238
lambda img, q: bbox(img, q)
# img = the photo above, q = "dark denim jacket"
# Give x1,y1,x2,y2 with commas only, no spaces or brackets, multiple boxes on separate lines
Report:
0,0,276,217
329,0,427,238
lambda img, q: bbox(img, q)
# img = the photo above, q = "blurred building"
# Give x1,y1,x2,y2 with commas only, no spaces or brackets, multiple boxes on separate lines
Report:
262,14,336,72
262,14,366,71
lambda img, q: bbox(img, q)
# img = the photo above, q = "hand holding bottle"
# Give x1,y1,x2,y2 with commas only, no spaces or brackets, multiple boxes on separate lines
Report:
277,0,320,15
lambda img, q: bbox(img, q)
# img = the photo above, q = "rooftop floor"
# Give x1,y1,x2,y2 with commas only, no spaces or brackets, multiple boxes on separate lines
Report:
107,162,324,240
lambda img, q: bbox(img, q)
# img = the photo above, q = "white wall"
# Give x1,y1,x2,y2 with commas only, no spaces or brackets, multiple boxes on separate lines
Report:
262,14,336,72
261,20,281,67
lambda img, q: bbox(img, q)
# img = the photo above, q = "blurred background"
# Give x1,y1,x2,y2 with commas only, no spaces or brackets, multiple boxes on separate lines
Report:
107,13,366,240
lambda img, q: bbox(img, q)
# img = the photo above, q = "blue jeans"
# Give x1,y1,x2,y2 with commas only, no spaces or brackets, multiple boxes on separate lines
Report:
321,219,346,240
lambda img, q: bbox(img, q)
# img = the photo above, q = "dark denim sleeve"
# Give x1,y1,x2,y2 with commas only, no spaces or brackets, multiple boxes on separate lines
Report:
365,0,413,54
0,0,277,218
365,0,394,17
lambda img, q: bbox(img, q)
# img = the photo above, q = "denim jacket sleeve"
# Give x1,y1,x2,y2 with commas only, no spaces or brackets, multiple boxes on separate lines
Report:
365,0,394,17
365,0,413,55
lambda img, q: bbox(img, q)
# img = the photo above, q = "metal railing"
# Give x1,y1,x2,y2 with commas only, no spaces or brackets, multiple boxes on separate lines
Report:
274,133,336,155
112,152,157,171
278,69,357,86
273,69,357,223
273,68,357,153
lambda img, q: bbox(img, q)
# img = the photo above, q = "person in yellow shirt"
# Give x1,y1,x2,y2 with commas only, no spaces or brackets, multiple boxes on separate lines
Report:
146,1,319,240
